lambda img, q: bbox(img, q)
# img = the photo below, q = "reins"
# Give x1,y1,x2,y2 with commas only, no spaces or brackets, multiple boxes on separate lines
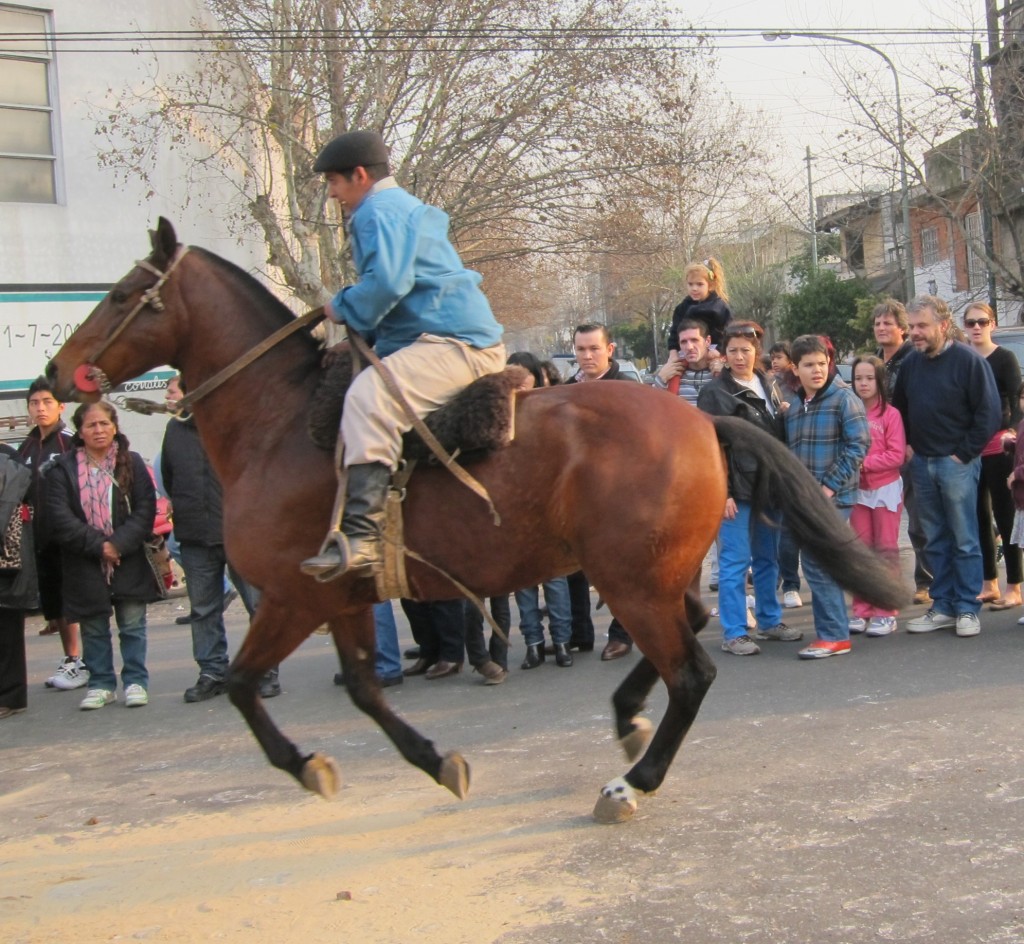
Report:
175,306,324,414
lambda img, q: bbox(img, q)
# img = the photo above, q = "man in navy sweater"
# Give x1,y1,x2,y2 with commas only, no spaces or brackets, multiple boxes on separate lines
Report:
891,296,1001,638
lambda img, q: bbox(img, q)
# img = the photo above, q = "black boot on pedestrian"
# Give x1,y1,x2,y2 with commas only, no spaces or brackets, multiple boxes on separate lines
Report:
554,643,573,667
520,643,545,670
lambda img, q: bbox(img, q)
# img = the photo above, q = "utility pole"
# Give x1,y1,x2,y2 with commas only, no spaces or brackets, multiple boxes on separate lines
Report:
806,147,818,271
973,41,999,314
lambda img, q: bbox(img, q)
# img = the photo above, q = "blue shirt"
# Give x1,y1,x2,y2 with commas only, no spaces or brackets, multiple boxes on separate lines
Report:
329,182,503,357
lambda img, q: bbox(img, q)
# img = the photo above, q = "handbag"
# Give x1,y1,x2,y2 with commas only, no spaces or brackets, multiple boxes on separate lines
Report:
142,533,171,599
0,503,29,573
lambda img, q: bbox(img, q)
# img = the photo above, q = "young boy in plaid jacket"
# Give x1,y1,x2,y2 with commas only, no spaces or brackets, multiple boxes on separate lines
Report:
785,335,870,659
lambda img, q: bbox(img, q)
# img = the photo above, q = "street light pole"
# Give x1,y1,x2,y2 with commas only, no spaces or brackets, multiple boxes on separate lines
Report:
763,31,916,300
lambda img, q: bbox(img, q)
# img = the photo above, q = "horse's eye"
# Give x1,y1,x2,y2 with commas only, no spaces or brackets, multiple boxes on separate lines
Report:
110,289,127,304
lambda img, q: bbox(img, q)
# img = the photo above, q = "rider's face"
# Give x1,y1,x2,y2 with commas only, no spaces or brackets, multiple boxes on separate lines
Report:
325,169,371,214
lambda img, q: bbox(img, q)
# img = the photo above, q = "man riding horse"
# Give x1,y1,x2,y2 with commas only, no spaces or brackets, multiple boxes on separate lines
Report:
300,131,505,580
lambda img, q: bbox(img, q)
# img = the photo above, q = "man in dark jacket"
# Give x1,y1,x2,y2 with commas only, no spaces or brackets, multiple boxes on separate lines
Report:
161,377,279,701
893,296,1001,638
564,324,634,661
16,377,83,690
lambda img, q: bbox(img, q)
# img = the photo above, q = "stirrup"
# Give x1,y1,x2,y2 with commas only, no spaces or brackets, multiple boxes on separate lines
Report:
299,531,350,580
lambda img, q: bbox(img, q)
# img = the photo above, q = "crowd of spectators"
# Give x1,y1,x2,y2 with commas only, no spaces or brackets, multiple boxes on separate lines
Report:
1,289,1020,718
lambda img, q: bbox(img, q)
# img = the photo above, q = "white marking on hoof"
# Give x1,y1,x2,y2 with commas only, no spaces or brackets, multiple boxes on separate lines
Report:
300,752,342,799
439,751,471,799
593,777,638,824
620,716,653,762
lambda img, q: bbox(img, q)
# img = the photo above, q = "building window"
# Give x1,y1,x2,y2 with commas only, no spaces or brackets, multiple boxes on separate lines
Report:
921,227,940,267
0,5,56,203
965,213,987,289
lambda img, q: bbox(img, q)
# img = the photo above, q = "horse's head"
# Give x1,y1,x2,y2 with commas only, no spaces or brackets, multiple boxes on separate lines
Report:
47,217,187,402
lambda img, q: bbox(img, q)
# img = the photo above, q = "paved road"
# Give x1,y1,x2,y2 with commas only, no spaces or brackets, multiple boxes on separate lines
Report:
2,557,1024,943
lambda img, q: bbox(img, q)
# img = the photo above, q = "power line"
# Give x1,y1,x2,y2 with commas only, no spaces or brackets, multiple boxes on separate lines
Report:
0,24,989,56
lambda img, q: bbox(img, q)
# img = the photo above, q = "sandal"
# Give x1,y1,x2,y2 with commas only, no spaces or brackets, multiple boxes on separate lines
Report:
988,598,1022,611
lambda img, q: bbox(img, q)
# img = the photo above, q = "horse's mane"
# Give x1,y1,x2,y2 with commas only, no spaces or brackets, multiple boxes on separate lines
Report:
192,247,323,377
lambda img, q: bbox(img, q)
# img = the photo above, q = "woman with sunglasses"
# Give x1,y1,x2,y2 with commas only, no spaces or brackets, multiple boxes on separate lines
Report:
697,321,801,655
964,303,1023,610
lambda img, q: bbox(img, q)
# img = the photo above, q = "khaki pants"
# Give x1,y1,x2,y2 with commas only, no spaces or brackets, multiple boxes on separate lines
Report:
342,334,507,469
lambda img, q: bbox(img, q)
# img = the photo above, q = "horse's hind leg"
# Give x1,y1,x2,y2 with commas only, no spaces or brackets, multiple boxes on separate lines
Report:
226,602,342,798
333,612,469,799
594,599,717,824
608,590,709,762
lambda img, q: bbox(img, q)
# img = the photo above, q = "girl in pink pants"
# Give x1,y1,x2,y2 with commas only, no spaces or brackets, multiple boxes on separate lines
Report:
849,355,907,636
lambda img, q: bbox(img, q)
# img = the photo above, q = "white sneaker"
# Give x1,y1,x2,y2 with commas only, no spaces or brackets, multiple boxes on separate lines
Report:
906,610,956,633
783,591,803,608
124,683,149,707
46,657,89,690
79,689,116,710
848,617,867,634
866,617,897,636
955,613,981,637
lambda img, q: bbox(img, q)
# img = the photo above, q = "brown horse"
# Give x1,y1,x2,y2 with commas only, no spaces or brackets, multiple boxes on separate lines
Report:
47,219,905,823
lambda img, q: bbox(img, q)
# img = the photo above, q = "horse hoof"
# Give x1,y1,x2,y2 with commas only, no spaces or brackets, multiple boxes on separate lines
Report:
439,751,471,799
593,777,638,824
300,752,342,799
620,716,653,762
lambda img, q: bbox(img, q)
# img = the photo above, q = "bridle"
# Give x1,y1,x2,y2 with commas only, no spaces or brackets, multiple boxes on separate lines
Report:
87,247,190,368
75,244,324,410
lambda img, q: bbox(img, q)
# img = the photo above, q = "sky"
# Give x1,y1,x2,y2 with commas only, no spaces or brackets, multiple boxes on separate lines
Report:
680,0,988,219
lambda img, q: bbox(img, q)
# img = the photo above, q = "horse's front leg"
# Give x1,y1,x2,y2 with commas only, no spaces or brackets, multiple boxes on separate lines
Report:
226,603,342,799
333,612,469,799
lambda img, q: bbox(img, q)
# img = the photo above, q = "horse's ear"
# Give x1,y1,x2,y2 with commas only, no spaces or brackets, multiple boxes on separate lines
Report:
149,217,178,265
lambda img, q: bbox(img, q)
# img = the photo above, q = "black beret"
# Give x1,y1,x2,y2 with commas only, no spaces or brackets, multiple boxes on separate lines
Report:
313,131,390,173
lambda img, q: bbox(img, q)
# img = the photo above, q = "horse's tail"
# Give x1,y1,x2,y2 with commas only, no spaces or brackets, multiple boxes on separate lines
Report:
711,415,908,612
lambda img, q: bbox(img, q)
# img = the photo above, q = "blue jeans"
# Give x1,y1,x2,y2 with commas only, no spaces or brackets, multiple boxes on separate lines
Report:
180,542,253,679
718,503,782,640
801,505,852,642
80,599,148,692
910,454,982,616
777,521,801,593
373,601,402,679
515,577,571,646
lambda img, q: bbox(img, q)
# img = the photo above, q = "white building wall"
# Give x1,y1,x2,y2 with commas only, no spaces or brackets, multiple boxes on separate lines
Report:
0,0,280,459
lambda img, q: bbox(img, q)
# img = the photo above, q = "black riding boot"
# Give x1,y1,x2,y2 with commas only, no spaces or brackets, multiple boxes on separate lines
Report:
300,462,391,579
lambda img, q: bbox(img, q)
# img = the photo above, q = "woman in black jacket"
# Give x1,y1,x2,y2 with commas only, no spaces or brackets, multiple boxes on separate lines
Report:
697,321,799,656
47,401,158,710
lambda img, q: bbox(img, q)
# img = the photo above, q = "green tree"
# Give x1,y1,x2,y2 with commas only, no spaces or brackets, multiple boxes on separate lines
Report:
778,266,876,356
